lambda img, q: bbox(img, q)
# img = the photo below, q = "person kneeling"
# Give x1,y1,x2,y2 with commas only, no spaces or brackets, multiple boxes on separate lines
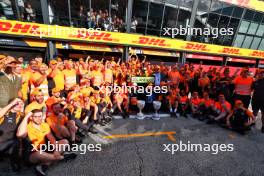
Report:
46,103,80,144
207,94,231,125
226,100,254,134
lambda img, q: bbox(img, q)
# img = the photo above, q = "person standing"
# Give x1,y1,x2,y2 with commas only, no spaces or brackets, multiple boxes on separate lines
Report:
232,68,254,108
252,69,264,133
0,56,21,109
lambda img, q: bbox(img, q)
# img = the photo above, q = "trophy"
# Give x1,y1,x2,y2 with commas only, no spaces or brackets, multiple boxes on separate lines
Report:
152,101,161,120
137,100,145,120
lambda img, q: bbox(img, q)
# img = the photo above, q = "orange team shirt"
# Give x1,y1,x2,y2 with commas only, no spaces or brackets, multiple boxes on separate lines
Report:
90,96,101,104
30,72,49,101
180,96,189,104
191,98,202,106
179,74,185,83
214,101,231,113
199,77,210,87
233,76,254,95
46,113,68,128
200,98,214,108
104,68,113,84
189,71,195,78
63,69,77,90
80,87,94,97
27,121,51,150
48,68,65,91
168,71,180,84
92,70,104,87
168,88,179,102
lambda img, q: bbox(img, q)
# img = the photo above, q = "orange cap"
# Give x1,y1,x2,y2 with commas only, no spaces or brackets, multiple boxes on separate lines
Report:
31,88,43,96
235,100,243,105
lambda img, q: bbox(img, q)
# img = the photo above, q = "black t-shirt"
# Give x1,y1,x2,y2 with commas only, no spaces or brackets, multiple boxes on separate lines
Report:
252,78,264,100
0,112,18,144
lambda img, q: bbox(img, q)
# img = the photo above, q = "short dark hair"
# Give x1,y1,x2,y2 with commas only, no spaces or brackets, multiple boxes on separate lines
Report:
31,108,43,114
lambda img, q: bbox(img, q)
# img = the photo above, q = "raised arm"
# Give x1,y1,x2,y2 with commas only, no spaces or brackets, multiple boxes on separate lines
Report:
0,98,21,119
16,112,32,138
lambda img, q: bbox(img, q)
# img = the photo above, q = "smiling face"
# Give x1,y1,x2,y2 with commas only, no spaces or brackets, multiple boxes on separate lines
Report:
32,111,43,125
35,93,44,104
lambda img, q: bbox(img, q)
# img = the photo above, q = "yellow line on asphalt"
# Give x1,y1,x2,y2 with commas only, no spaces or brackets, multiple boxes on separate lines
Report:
103,131,176,142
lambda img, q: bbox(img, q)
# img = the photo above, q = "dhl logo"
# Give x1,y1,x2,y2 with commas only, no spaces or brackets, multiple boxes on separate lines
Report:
183,43,209,51
69,30,114,41
0,21,116,42
133,37,167,47
0,21,49,36
250,51,264,58
221,48,240,55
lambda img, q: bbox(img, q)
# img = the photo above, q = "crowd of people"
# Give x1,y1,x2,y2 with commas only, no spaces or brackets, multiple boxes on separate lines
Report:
0,53,264,175
77,7,130,32
0,0,137,33
0,0,36,22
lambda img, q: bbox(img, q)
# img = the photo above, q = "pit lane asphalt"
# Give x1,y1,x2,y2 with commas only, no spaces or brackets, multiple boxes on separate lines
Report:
1,115,264,176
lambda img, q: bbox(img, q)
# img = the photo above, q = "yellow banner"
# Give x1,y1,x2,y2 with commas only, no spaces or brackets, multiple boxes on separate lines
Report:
25,39,47,47
56,42,122,52
0,20,264,59
220,0,264,12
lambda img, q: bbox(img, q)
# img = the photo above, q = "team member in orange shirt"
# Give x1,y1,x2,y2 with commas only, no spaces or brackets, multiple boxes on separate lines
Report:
178,89,190,118
199,92,215,121
207,94,231,124
112,84,129,119
47,60,65,97
46,88,65,116
16,109,76,176
190,91,202,118
104,61,113,85
63,60,77,94
21,60,39,103
167,85,180,118
232,68,254,108
46,102,78,143
198,72,210,96
30,63,49,101
91,64,104,88
25,89,47,117
168,65,180,85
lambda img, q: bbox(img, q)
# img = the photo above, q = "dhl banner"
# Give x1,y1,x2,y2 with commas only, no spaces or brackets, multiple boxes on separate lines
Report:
56,42,122,52
0,20,264,59
220,0,264,13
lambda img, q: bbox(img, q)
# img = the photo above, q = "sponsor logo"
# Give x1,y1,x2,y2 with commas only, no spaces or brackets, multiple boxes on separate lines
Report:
250,51,264,58
133,37,169,47
182,43,210,52
221,48,241,55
